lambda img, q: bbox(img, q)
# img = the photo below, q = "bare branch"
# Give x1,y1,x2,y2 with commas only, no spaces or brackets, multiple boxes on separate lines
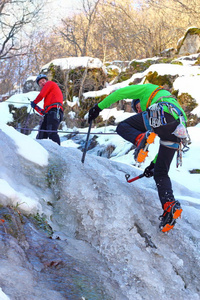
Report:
59,0,101,56
0,0,44,59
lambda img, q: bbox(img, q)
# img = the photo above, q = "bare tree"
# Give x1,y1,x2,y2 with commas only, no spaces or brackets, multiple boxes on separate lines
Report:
96,0,188,59
59,0,101,56
0,0,46,95
146,0,200,17
0,0,44,60
49,0,200,62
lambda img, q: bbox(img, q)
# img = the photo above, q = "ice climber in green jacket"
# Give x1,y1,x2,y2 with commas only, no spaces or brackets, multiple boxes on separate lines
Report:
88,83,189,233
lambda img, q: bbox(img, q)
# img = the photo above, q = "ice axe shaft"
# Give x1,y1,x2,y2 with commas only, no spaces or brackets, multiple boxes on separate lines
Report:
81,121,92,164
125,173,145,183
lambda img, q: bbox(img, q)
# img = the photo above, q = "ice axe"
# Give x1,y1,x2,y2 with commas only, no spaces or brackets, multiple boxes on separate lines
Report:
81,121,92,164
125,173,145,183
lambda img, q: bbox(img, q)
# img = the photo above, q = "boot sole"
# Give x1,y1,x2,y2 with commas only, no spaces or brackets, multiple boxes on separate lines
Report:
161,208,183,233
161,223,175,233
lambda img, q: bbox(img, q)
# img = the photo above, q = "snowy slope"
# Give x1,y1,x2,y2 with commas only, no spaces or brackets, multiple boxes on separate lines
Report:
0,125,200,299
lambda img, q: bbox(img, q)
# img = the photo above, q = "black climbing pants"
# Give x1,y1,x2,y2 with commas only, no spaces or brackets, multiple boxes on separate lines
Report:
36,108,63,145
116,112,180,208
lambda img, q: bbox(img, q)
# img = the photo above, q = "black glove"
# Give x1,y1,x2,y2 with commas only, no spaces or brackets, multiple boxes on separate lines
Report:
88,104,102,123
31,101,36,109
144,161,155,178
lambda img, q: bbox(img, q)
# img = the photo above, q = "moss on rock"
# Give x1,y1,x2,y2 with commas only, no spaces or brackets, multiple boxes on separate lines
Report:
177,93,198,113
130,60,156,72
144,71,178,90
177,93,200,126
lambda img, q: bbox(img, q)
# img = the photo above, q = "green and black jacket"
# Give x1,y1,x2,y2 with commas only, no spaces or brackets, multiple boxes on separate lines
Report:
98,83,187,121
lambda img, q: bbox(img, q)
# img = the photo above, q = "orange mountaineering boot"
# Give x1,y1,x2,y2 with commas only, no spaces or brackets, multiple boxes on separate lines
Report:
134,131,157,164
159,201,183,233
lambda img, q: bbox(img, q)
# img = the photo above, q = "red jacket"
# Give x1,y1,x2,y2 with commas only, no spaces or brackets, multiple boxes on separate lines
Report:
34,81,63,114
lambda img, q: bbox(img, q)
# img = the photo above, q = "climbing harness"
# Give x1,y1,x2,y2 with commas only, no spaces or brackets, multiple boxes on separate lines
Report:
44,102,63,114
160,140,180,150
142,111,152,131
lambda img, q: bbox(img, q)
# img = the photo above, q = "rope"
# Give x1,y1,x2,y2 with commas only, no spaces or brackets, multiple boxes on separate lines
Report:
1,99,118,135
146,86,164,109
15,127,117,135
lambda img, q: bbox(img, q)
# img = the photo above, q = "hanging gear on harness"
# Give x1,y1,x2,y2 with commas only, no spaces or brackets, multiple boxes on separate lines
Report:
57,104,61,119
147,96,191,169
148,96,185,129
148,103,167,128
176,143,183,168
175,132,191,168
148,94,185,127
172,123,187,138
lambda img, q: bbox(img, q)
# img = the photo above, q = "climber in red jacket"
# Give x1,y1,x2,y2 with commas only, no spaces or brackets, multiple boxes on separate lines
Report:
31,74,63,145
